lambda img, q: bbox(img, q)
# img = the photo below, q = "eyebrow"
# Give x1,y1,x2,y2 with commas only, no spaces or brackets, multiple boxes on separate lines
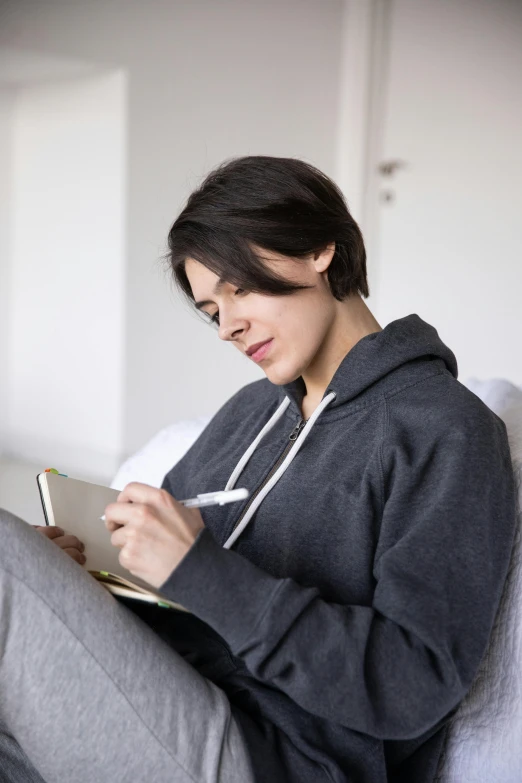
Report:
194,278,227,310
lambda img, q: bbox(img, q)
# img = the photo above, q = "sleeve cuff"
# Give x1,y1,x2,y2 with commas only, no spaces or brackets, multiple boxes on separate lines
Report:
159,526,282,650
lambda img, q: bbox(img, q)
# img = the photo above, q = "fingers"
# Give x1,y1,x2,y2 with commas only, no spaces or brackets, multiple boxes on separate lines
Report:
55,533,85,552
33,526,86,564
105,517,124,532
116,482,172,509
34,525,65,539
104,500,151,531
103,485,176,535
34,527,84,550
62,547,87,565
109,525,127,550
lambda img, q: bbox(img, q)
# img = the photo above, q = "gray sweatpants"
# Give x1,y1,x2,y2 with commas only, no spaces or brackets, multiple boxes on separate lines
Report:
0,508,255,783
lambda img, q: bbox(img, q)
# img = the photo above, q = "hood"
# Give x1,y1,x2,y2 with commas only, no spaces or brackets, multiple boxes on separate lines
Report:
222,313,458,548
279,313,458,415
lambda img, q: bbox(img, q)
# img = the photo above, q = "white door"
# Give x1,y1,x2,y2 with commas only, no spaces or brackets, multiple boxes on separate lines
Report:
369,0,522,383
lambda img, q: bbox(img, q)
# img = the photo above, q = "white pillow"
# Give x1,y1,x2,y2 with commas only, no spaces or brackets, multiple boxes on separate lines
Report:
110,416,211,491
436,379,522,782
465,376,522,417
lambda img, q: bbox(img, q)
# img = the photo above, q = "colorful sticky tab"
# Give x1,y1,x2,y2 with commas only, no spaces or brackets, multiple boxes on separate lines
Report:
44,468,68,477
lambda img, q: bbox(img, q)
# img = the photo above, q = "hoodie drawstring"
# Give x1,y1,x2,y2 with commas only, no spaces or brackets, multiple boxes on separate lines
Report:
223,392,337,549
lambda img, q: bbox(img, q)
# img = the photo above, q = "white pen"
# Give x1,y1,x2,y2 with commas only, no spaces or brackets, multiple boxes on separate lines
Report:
99,487,249,521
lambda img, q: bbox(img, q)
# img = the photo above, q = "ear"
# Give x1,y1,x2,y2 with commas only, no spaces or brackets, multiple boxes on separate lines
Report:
313,243,336,274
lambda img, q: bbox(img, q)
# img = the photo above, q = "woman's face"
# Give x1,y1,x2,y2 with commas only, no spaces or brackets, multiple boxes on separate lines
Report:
184,247,337,386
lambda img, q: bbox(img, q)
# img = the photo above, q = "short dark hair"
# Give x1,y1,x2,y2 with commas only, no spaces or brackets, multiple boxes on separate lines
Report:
166,156,369,306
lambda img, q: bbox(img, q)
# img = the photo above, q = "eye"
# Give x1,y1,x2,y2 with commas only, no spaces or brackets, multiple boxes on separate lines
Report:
204,289,247,328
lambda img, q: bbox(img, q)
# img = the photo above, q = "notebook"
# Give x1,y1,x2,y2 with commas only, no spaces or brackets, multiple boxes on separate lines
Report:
36,472,187,611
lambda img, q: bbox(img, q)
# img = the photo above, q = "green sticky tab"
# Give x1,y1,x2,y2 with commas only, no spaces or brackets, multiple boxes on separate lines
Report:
49,468,59,474
157,601,170,609
100,571,109,576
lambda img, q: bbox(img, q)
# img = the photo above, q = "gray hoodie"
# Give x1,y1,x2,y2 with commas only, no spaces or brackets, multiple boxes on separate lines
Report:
157,314,517,783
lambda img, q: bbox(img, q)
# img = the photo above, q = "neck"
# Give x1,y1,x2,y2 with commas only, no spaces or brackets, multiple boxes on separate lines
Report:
300,295,382,417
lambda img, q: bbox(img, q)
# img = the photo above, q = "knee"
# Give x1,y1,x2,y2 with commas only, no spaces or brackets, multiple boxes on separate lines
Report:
0,508,52,574
0,507,35,547
0,507,30,527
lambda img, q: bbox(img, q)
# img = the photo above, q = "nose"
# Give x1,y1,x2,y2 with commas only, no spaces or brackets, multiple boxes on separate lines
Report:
218,314,248,343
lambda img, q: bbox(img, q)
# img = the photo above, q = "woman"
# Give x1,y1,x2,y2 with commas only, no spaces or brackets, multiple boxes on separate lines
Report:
0,156,516,783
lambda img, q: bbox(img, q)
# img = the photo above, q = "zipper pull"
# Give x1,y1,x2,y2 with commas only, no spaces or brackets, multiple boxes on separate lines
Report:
289,419,306,441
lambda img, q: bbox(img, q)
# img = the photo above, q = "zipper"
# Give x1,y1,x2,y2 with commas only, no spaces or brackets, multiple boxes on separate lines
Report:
228,417,307,537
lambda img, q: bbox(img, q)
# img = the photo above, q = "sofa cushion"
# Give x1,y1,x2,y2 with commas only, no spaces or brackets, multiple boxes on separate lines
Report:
436,379,522,782
110,416,211,491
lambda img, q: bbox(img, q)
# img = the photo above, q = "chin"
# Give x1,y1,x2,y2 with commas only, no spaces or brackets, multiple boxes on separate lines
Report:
263,363,301,387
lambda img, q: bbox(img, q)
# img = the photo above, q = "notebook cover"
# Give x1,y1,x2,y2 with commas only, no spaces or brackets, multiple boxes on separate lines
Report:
37,473,152,592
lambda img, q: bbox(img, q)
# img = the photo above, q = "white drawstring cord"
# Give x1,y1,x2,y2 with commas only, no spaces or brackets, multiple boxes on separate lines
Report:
224,397,291,491
223,392,336,549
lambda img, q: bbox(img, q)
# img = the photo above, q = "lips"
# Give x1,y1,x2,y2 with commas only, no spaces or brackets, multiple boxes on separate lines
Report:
246,339,272,357
247,339,273,362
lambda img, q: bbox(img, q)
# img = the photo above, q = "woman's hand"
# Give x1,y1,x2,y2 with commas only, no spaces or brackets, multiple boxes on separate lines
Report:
103,482,205,589
32,525,86,566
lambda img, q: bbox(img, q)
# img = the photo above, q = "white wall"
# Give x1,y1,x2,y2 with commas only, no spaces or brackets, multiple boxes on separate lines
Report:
7,72,127,480
368,0,522,385
0,0,344,476
2,0,521,487
0,88,15,451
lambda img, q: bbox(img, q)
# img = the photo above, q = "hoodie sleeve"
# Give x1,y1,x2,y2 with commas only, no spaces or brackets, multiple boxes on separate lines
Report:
159,398,518,740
